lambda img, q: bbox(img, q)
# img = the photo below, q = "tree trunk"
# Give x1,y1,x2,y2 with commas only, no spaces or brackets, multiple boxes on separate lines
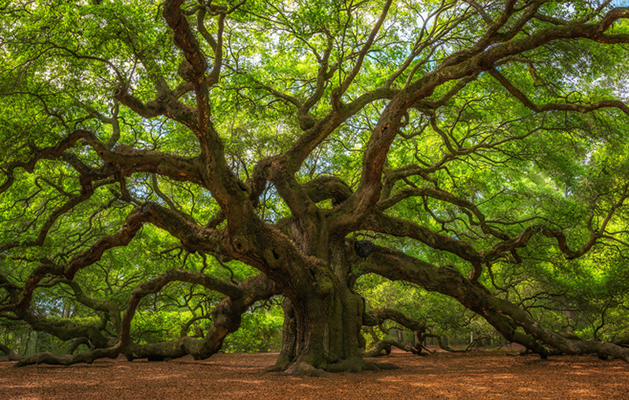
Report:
268,258,388,375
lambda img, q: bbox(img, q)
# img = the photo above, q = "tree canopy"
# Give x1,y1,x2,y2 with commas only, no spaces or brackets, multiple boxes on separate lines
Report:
2,0,629,374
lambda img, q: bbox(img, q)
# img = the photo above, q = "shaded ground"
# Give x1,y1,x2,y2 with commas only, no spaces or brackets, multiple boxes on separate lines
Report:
1,350,628,399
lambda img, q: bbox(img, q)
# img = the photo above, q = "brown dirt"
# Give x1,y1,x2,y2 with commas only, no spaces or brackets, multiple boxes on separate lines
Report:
1,350,628,399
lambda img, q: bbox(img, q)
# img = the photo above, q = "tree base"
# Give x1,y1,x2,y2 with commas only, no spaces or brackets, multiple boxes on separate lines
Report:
285,361,330,377
268,356,400,376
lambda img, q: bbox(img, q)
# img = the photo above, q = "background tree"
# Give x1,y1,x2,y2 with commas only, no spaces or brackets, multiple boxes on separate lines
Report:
2,0,629,375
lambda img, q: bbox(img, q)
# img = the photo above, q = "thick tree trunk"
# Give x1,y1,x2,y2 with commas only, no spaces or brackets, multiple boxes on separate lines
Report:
269,266,386,375
267,298,297,371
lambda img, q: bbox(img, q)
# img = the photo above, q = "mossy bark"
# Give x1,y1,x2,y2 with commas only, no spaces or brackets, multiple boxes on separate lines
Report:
267,242,378,375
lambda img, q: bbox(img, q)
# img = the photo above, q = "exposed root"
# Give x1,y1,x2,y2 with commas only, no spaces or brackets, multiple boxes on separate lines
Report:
370,361,400,370
326,357,383,373
264,353,292,372
285,361,330,377
269,355,399,375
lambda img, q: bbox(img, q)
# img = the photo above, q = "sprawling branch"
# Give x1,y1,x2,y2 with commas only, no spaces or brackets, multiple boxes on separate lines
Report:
364,308,427,333
0,201,228,317
1,129,204,208
489,68,629,117
485,184,629,262
363,212,483,265
0,177,95,254
331,6,629,234
334,0,393,100
163,0,208,83
357,242,629,362
1,130,88,194
1,206,145,314
123,273,276,361
113,87,199,131
377,187,508,239
21,311,113,349
63,279,122,334
13,270,274,367
0,343,21,361
302,176,353,206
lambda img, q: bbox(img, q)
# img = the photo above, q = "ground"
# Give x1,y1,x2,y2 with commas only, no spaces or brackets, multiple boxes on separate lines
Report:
1,350,628,399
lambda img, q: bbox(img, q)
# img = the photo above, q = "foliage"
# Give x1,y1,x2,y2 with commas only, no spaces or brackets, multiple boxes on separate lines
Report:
222,304,283,353
1,0,629,372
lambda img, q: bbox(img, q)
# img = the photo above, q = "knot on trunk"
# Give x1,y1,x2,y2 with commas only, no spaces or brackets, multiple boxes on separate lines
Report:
355,240,373,258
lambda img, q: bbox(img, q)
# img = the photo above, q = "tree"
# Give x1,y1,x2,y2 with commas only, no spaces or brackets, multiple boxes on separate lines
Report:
2,0,629,375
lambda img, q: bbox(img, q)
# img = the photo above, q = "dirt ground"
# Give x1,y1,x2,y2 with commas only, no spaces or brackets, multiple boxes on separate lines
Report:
1,350,628,399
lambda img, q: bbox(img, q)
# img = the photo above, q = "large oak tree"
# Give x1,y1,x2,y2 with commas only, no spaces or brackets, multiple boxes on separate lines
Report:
2,0,629,374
